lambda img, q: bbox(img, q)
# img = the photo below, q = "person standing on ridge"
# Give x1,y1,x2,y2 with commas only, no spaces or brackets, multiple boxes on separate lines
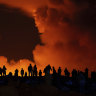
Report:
28,64,33,76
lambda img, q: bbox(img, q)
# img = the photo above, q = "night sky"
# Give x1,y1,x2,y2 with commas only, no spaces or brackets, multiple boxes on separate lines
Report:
0,0,96,75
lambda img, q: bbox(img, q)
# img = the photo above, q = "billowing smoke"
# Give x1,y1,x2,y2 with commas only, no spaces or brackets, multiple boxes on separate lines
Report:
33,0,96,73
0,4,42,74
0,0,96,75
0,4,42,62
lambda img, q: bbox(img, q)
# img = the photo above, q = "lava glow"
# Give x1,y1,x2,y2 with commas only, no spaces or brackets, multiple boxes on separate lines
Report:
0,0,96,76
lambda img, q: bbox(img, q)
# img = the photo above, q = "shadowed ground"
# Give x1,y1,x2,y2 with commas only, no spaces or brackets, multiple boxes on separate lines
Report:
0,83,94,96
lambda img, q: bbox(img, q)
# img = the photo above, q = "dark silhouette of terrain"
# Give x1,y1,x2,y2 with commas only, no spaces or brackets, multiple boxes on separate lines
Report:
0,64,96,96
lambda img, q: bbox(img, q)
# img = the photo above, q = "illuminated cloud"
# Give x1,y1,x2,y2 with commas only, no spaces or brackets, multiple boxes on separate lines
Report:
33,0,96,72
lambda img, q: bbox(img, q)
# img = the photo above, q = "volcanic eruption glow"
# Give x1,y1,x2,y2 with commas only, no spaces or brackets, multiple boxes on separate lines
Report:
0,0,96,76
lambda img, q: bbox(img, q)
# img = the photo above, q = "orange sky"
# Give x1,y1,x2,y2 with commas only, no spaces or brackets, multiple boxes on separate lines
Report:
0,0,96,76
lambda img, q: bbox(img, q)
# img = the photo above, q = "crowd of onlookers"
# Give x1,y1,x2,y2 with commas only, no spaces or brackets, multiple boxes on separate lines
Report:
0,64,93,79
0,64,96,94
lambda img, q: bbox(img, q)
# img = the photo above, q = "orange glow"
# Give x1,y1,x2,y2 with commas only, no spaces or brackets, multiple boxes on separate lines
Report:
0,0,96,77
0,57,34,76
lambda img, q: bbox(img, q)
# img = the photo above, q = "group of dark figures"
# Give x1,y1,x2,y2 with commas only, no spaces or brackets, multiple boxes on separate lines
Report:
0,64,95,81
0,65,7,76
1,64,96,93
9,64,38,77
0,64,41,77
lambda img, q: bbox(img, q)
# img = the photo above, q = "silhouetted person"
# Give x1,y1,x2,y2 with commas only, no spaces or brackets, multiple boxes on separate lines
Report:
64,68,70,77
0,67,3,76
21,68,24,77
52,67,57,76
28,64,32,76
44,65,52,76
33,65,37,76
72,69,77,80
85,68,88,80
15,69,19,77
2,65,7,76
25,72,27,77
39,70,42,77
9,72,12,77
53,67,56,74
44,65,52,85
58,67,61,76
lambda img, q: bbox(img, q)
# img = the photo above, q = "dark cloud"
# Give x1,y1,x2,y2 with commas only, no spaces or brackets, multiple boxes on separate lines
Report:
49,0,64,5
70,0,96,6
70,1,96,43
0,4,42,62
73,7,96,30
